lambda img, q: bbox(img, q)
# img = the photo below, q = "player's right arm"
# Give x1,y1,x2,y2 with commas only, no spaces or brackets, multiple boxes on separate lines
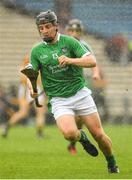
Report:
27,78,38,98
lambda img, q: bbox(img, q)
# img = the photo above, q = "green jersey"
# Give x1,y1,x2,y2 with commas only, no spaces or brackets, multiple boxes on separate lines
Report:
80,40,93,53
30,33,91,98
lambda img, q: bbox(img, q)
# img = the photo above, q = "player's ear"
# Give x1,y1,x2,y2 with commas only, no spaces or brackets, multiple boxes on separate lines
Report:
56,24,59,32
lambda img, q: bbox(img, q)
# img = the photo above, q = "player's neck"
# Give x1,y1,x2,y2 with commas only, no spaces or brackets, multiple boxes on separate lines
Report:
48,32,59,45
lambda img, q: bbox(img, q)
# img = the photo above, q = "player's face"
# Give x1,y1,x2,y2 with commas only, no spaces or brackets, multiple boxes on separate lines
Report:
38,23,57,42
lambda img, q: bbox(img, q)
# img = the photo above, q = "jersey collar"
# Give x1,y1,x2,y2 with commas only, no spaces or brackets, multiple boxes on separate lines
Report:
57,33,60,41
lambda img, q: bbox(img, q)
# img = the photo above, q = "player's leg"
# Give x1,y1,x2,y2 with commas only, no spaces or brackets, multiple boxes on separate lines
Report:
35,93,47,138
67,116,83,155
35,104,46,138
80,112,119,173
74,87,119,172
9,99,29,126
2,99,29,137
56,114,98,157
50,93,98,157
56,115,80,141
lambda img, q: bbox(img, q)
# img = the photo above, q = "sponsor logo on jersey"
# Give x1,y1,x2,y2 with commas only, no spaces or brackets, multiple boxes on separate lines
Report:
40,54,48,59
48,65,68,74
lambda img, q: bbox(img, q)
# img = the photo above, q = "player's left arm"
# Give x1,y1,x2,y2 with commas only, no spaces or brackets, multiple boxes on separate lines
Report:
58,37,96,68
58,54,96,68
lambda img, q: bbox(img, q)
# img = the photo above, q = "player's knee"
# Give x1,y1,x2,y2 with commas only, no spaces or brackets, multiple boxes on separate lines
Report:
92,130,105,142
63,129,78,141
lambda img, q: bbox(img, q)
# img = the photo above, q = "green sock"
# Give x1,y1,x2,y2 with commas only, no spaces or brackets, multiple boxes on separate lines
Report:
106,155,116,167
70,141,76,146
79,130,88,142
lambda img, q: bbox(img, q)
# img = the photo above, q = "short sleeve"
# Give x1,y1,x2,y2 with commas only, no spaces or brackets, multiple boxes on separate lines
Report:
69,37,91,58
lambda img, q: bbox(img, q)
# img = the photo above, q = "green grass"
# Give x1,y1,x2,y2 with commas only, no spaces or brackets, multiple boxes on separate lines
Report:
0,124,132,179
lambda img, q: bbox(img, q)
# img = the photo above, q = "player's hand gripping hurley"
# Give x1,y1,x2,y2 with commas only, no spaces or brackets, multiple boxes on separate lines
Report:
21,64,43,107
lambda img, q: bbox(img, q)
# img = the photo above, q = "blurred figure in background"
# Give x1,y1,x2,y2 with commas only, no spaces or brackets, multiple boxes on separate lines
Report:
0,84,15,136
105,33,129,65
7,84,19,112
91,67,109,122
2,55,47,138
65,19,109,154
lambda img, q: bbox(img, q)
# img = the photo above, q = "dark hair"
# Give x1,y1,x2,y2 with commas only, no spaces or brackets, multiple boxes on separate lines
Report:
36,10,58,26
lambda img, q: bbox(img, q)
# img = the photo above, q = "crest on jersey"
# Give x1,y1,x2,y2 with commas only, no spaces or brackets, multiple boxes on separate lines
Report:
61,47,68,53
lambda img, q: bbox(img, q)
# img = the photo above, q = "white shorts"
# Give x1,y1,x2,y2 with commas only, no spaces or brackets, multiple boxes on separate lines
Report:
50,87,97,120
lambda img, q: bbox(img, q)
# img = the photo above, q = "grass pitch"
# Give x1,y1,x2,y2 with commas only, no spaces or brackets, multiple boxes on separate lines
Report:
0,124,132,179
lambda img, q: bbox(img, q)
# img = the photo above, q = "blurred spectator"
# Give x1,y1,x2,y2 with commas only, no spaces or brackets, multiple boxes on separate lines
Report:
91,67,109,122
2,55,47,138
7,84,19,111
83,68,109,123
105,33,129,65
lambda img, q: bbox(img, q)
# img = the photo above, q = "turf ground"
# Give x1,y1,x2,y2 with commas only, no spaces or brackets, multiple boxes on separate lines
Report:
0,124,132,179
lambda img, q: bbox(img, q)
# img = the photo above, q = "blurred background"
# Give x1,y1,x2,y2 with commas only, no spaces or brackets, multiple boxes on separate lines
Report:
0,0,132,126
